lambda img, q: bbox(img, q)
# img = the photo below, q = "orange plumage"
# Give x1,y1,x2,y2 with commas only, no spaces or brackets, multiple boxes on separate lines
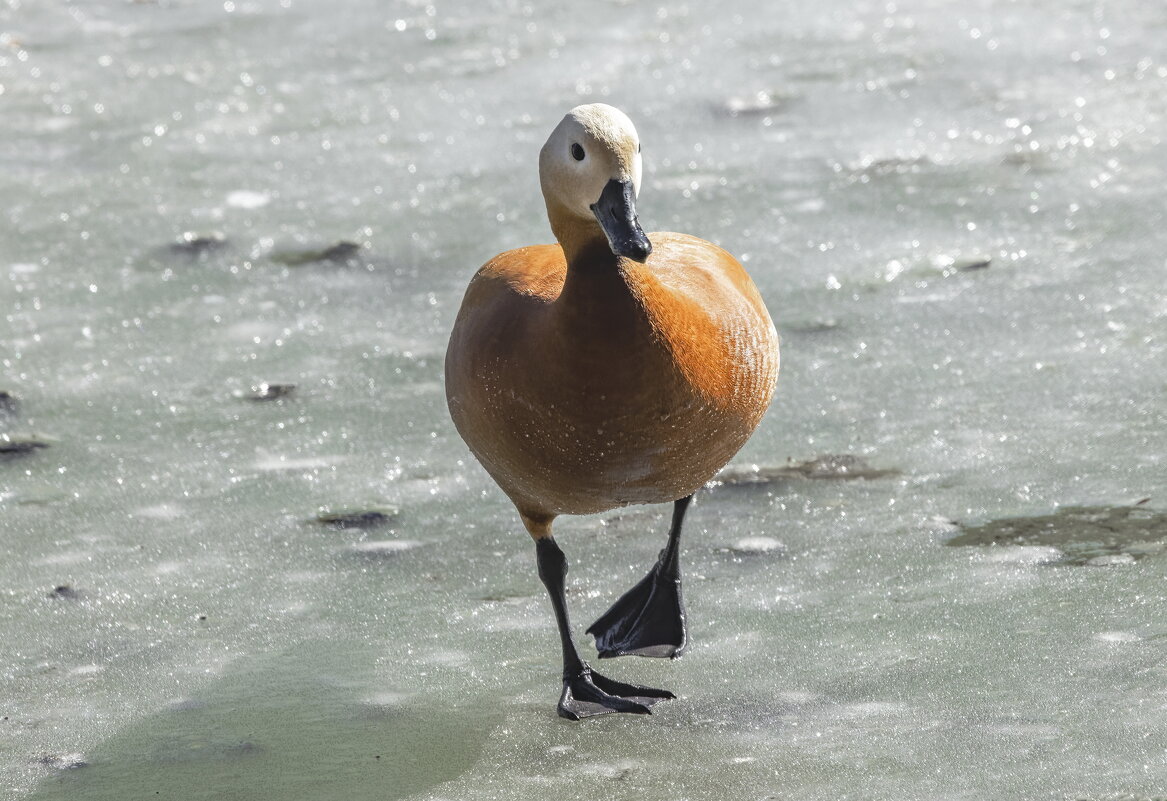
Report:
446,233,778,526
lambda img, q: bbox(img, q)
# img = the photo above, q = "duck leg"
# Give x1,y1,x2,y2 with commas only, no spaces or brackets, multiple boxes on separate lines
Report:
587,495,692,659
535,537,675,720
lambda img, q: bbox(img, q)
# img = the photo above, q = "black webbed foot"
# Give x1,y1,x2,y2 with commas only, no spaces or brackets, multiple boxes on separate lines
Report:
586,555,687,659
557,664,675,720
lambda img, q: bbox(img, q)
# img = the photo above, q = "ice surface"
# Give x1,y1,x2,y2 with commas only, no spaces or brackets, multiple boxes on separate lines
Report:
2,0,1166,799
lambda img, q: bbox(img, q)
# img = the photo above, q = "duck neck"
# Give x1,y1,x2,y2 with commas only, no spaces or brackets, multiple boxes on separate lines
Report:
554,249,647,345
545,200,648,332
546,201,614,271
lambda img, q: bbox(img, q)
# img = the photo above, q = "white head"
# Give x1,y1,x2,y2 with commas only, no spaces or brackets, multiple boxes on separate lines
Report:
538,104,651,262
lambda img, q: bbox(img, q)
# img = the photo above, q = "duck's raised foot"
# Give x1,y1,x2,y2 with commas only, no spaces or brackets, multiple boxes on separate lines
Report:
587,556,687,659
557,665,675,720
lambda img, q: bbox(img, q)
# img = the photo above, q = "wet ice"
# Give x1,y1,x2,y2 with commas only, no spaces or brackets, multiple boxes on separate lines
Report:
3,0,1167,798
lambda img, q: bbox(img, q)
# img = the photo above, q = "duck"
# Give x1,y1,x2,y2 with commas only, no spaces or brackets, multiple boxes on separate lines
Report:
445,103,779,720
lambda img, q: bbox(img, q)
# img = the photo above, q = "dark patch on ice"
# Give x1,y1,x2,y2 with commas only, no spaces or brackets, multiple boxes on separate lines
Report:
315,507,399,530
711,455,899,488
48,584,82,600
946,504,1167,566
32,753,89,770
165,698,208,712
930,254,992,275
165,231,228,257
954,256,992,271
245,382,296,402
25,645,491,801
0,390,18,420
479,588,533,603
224,740,262,757
145,736,265,765
1001,148,1062,173
271,240,363,266
0,436,49,457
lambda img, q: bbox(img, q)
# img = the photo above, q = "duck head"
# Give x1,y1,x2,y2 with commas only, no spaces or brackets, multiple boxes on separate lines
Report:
539,103,652,264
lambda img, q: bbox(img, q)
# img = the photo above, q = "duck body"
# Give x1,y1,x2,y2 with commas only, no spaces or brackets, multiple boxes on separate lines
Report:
444,104,779,719
446,233,778,521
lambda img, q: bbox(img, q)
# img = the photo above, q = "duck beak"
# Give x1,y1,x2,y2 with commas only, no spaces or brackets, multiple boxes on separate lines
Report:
590,179,652,263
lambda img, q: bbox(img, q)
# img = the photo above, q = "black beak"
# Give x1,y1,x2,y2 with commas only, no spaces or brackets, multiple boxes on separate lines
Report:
590,179,652,263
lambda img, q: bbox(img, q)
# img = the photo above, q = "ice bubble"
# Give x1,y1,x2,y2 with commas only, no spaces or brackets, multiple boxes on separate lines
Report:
225,190,271,209
68,664,104,677
979,545,1064,565
34,548,94,567
349,539,422,555
252,454,346,471
730,536,785,554
133,503,185,520
363,691,410,708
1085,553,1136,567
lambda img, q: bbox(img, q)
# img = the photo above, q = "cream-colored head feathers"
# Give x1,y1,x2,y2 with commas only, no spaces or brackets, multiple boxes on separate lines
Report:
538,103,643,220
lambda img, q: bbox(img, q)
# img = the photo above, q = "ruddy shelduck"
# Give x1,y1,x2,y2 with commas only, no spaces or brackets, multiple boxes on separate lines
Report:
445,104,779,719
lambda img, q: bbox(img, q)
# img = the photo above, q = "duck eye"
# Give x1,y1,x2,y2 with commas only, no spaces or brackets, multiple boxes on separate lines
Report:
571,143,585,161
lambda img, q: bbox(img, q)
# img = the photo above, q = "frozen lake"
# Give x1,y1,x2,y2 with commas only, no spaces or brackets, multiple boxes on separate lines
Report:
3,0,1166,798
